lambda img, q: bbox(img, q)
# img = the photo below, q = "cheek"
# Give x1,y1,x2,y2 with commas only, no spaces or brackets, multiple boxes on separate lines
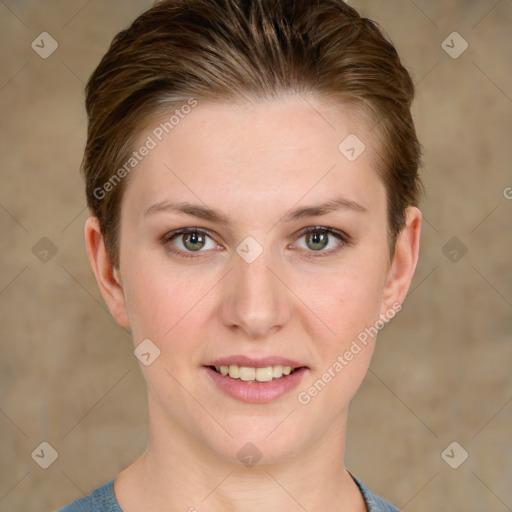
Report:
302,258,388,349
294,265,386,411
121,253,221,350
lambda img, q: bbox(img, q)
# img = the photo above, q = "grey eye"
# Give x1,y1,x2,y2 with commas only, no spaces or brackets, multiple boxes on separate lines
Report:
170,231,216,252
305,231,329,251
182,232,206,251
296,229,342,253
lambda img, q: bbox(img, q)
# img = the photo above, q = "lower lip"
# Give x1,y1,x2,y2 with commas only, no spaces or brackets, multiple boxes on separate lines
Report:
204,366,308,403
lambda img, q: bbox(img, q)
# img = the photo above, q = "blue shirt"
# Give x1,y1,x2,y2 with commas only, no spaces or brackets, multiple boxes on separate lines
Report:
58,473,399,511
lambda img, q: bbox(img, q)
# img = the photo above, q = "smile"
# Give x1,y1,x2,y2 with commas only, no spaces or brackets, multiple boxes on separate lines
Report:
210,364,298,382
204,363,307,403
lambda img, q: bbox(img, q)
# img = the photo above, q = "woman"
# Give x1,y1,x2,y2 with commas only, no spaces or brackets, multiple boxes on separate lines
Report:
59,0,422,510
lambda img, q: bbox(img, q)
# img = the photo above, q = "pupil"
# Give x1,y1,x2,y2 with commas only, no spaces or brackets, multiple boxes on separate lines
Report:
307,231,328,251
184,232,204,251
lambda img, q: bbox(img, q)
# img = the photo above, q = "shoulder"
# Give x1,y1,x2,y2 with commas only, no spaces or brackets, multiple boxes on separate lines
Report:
349,473,400,512
57,479,121,512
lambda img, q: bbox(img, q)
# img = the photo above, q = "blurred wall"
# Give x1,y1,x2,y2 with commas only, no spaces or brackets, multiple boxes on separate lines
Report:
0,1,511,510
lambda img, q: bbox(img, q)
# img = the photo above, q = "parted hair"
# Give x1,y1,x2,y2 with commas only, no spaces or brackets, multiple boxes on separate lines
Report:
83,0,422,268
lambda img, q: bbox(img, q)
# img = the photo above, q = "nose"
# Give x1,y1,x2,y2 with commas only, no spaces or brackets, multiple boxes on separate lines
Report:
220,247,292,340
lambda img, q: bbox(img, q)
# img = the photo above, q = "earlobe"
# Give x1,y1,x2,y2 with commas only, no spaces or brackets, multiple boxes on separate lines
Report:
380,207,422,317
84,216,130,327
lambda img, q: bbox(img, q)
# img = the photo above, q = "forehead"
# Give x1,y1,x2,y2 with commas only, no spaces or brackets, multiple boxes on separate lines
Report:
121,95,385,223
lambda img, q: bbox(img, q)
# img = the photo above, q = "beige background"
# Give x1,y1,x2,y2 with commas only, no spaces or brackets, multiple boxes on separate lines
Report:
1,0,511,510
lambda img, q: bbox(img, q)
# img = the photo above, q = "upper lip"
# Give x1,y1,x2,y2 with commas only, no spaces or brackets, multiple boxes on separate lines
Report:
206,355,307,368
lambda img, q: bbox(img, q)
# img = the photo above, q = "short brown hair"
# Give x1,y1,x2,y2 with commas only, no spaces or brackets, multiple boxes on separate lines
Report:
82,0,422,268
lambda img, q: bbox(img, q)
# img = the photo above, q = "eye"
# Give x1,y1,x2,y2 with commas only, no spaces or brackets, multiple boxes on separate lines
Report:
294,226,349,256
163,228,219,256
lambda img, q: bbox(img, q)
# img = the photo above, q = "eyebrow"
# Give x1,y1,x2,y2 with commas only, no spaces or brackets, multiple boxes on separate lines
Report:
144,196,368,225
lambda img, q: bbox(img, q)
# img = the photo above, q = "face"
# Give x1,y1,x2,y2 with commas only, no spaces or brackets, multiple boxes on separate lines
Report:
86,95,420,465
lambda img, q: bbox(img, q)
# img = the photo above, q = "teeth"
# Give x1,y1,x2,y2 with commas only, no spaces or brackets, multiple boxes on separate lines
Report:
228,364,240,379
272,365,283,378
239,366,255,381
255,367,273,382
217,364,295,382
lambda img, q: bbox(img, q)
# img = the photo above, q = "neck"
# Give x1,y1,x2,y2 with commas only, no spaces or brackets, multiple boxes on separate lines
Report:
115,396,366,512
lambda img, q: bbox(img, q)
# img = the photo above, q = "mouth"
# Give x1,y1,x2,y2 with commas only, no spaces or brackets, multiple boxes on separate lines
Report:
208,364,301,382
203,359,308,403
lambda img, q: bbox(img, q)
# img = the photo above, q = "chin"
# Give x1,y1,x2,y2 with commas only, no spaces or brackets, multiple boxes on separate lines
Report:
200,415,315,467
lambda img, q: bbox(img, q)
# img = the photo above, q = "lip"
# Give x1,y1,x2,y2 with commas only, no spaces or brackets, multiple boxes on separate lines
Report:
204,366,308,403
206,355,306,368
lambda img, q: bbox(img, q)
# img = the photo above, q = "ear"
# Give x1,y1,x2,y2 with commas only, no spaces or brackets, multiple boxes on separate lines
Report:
84,216,130,327
379,206,422,317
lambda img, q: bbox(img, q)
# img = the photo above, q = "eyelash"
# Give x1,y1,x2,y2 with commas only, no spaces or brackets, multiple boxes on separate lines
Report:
161,226,351,260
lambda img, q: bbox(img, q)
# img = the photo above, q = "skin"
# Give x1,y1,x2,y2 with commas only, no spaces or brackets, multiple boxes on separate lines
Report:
85,94,421,512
